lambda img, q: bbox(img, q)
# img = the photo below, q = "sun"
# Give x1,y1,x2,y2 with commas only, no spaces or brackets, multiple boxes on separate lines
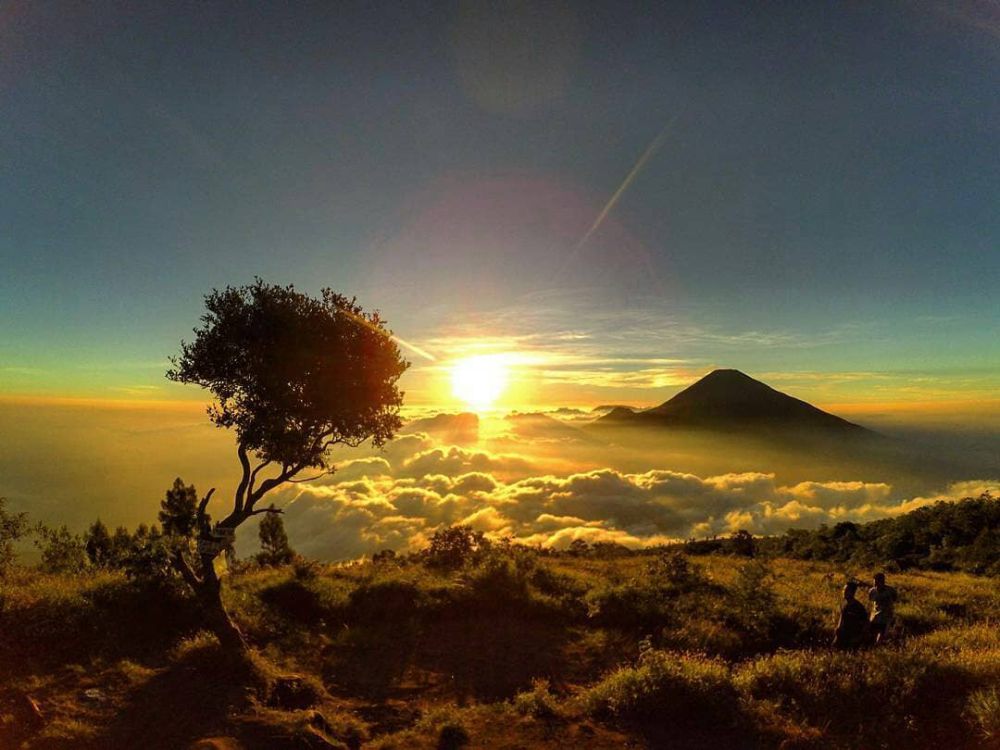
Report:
450,354,509,411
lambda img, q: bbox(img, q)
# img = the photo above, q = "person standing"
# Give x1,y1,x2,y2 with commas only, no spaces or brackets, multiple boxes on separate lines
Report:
833,581,869,650
868,572,898,645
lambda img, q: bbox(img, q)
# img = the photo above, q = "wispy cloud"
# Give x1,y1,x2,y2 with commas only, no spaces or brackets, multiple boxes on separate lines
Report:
404,290,877,399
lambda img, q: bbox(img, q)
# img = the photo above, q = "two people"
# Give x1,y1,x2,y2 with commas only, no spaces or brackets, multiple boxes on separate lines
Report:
833,572,898,649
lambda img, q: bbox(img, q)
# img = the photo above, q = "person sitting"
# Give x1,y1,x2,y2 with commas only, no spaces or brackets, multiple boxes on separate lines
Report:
833,580,869,650
868,572,898,645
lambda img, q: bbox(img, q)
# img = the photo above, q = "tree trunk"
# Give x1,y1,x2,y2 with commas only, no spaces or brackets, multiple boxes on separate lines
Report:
195,551,249,654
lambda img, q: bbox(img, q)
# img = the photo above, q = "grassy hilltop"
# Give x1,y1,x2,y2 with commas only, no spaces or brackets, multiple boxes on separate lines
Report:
2,532,999,750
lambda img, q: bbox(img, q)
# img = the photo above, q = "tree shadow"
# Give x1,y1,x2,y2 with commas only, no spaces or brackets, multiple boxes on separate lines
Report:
91,643,263,750
413,614,569,702
322,620,422,701
321,613,571,704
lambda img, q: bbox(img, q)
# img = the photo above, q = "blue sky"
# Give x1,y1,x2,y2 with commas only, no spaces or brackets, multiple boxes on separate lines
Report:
1,0,998,405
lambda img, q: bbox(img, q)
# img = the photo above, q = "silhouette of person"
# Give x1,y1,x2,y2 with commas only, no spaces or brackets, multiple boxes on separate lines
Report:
833,580,869,650
868,572,898,645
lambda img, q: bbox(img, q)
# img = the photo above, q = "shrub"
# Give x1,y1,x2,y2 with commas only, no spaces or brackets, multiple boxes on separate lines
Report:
513,678,559,718
728,559,779,639
646,551,708,592
424,525,490,570
735,647,973,747
258,574,346,624
292,557,320,580
582,648,738,726
584,581,668,627
346,578,425,623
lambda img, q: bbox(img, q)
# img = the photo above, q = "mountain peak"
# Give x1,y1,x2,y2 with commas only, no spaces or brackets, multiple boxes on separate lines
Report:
701,368,754,381
604,369,870,435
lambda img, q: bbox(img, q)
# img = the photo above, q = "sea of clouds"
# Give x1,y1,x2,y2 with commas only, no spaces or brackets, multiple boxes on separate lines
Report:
266,420,996,561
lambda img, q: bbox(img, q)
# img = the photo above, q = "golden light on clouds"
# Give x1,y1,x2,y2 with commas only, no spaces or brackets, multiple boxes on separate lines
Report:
450,354,511,411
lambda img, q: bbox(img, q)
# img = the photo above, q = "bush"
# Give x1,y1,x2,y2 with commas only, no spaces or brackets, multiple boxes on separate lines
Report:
512,678,559,718
584,581,668,627
735,647,973,747
646,551,708,592
258,574,345,624
346,578,425,623
728,559,779,639
582,648,738,726
292,557,320,580
424,525,490,570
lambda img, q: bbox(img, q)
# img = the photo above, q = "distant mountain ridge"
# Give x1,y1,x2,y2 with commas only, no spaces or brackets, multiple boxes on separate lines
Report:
599,369,872,436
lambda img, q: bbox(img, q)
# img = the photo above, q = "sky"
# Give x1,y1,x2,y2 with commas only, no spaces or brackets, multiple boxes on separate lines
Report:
1,1,999,556
2,0,998,411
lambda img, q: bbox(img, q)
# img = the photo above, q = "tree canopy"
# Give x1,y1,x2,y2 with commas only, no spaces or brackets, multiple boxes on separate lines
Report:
168,279,408,473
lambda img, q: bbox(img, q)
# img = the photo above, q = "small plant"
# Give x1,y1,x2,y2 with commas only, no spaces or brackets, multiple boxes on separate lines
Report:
513,678,559,718
966,686,1000,741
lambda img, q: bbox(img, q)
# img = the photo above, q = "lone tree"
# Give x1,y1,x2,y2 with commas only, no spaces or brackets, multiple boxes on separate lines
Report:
256,509,296,567
158,477,200,538
167,280,408,651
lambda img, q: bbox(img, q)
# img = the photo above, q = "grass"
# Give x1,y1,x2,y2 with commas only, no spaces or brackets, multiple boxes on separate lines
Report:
1,551,998,748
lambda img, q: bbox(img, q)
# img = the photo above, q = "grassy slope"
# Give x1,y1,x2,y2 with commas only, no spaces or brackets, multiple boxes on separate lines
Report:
1,553,998,749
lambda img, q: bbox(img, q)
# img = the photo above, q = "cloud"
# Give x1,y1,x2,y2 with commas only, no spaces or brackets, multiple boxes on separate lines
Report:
264,430,998,561
397,445,536,480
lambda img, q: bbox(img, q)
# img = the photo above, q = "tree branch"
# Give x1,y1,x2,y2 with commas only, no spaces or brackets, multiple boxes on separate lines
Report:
234,443,252,514
248,506,283,516
173,549,202,588
243,458,312,513
286,470,333,484
198,487,215,515
247,460,273,497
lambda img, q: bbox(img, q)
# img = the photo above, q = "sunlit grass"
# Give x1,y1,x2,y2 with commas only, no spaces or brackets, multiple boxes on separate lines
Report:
3,552,998,748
